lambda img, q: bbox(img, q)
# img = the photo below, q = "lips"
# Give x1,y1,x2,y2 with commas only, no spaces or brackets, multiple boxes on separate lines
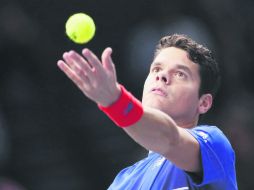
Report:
151,87,167,96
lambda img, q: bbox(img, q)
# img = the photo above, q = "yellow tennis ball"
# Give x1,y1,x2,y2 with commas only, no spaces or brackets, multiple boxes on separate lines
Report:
65,13,96,44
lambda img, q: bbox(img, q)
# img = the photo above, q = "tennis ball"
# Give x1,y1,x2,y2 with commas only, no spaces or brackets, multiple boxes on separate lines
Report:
65,13,96,44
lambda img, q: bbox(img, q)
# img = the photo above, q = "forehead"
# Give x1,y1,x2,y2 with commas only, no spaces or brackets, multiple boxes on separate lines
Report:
153,47,190,64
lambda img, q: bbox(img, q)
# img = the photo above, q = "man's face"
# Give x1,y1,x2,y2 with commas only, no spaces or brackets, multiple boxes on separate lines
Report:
142,47,202,125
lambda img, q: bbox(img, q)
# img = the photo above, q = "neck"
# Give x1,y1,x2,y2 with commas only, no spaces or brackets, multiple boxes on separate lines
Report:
175,116,199,129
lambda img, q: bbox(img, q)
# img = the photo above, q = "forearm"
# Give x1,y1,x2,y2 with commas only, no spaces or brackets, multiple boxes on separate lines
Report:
123,106,200,172
123,106,180,156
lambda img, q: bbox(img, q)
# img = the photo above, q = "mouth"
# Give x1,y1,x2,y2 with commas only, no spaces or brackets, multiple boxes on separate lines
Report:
151,87,167,97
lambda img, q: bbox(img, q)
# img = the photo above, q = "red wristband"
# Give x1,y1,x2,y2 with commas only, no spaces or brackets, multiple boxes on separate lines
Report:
98,85,143,128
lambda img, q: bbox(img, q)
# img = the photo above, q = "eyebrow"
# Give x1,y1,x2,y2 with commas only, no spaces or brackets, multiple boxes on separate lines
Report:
175,64,193,76
150,62,162,69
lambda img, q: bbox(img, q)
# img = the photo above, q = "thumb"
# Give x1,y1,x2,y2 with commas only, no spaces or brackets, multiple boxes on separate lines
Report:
101,47,115,72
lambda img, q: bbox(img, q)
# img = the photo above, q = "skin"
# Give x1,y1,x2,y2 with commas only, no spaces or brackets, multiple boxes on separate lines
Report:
57,46,213,173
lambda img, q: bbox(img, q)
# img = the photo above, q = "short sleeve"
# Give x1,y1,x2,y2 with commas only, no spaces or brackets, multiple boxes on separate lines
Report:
187,125,237,189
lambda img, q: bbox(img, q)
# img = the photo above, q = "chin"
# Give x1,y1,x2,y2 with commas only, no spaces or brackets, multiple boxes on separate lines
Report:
143,99,167,110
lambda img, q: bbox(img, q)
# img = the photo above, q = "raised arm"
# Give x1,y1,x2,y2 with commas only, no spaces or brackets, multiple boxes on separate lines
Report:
57,48,201,173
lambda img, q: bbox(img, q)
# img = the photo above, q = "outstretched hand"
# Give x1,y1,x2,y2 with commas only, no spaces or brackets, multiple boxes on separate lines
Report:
57,47,121,107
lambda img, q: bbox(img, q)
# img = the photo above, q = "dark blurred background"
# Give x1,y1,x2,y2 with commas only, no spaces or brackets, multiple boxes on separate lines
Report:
0,0,253,189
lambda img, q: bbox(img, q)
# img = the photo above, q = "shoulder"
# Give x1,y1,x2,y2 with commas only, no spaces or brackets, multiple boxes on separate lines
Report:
188,125,235,161
188,125,232,149
186,125,237,189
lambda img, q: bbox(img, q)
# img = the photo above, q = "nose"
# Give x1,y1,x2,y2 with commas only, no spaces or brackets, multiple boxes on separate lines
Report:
156,71,169,84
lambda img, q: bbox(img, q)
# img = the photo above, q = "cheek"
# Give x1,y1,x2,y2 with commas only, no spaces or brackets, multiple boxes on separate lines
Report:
142,76,156,104
181,95,198,108
178,87,200,108
143,75,152,94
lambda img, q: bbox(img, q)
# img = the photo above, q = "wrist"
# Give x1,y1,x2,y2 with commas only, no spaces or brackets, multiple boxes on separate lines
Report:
98,84,143,128
98,83,121,107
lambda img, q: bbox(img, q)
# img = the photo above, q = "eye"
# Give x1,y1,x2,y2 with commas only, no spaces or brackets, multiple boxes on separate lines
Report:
174,71,187,79
151,67,161,73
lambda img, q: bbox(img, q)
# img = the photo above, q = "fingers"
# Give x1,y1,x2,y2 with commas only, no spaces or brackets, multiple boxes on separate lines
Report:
58,48,116,88
82,48,103,72
57,60,90,90
65,51,94,79
57,48,119,105
63,52,86,79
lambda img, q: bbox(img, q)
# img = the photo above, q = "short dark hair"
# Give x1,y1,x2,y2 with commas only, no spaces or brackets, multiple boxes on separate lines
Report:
155,34,221,98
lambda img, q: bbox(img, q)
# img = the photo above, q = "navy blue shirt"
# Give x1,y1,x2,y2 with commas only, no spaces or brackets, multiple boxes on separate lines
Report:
108,125,238,190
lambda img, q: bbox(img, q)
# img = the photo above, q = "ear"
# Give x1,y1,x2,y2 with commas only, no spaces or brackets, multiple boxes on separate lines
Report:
198,94,213,114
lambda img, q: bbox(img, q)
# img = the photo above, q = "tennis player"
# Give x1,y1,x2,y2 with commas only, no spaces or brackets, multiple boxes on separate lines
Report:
57,34,238,190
